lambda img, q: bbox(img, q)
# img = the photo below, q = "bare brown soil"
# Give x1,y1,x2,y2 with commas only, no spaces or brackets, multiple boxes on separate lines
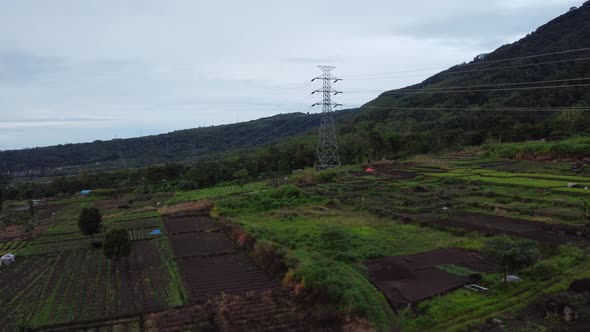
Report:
144,289,313,332
179,253,276,301
365,248,495,308
429,211,589,246
36,317,141,332
169,232,236,258
372,162,418,180
164,215,220,234
164,214,277,303
158,200,212,217
0,224,32,242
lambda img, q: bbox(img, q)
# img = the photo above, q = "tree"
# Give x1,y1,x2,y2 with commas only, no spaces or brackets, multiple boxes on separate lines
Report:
483,235,539,286
103,228,131,261
232,169,249,188
79,167,90,188
78,207,102,238
27,200,35,218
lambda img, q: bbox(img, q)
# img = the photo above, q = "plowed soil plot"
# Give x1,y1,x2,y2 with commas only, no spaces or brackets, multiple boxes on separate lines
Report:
144,290,314,332
179,253,275,300
214,290,310,332
169,232,236,258
375,169,417,180
164,215,220,234
365,248,494,308
435,211,586,245
37,317,142,332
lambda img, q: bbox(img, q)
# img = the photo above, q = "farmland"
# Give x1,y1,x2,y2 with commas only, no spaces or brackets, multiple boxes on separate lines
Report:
2,155,590,331
0,194,184,331
210,157,590,330
162,214,276,302
167,181,267,204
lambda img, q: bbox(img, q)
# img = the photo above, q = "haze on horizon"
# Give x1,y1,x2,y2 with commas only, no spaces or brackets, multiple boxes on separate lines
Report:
0,0,584,150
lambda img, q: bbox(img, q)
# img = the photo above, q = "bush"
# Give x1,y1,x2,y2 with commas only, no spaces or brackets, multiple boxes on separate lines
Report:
527,245,585,280
103,228,131,260
220,185,315,213
78,207,102,238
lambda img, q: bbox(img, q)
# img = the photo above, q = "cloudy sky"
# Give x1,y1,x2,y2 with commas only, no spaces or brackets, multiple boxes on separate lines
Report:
0,0,585,150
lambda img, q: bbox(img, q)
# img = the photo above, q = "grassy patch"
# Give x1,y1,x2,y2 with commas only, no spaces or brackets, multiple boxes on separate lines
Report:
105,210,159,222
223,204,484,330
168,181,267,203
436,264,477,277
399,245,588,331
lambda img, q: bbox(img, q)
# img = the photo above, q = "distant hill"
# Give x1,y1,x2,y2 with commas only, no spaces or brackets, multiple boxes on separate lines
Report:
0,111,355,175
339,2,590,161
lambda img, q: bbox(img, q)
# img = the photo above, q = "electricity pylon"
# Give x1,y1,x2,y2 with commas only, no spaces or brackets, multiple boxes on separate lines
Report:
311,66,342,170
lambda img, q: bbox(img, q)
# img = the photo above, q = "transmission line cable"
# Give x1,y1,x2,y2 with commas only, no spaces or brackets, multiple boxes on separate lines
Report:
342,47,590,79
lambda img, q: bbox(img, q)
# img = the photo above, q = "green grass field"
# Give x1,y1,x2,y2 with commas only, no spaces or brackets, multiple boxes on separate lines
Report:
167,181,267,203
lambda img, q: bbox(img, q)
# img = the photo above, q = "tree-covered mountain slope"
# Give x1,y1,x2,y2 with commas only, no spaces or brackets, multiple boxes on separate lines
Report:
0,110,355,175
340,3,590,161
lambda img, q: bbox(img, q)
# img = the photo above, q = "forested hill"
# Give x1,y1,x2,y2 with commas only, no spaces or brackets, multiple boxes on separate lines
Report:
0,111,355,175
338,2,590,160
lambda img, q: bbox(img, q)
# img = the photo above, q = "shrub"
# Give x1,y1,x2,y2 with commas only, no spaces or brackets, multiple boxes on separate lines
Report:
103,228,131,260
220,185,315,214
78,207,102,238
483,235,539,285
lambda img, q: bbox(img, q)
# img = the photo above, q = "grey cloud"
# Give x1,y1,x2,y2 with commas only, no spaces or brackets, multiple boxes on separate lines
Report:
0,51,66,84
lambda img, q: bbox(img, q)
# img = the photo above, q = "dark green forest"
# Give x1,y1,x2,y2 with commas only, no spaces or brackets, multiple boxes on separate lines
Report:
0,111,355,175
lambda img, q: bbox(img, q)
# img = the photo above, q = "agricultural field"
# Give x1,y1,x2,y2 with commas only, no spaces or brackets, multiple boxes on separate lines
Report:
167,181,267,204
0,239,29,256
161,214,277,302
2,155,590,331
0,194,184,330
208,158,590,331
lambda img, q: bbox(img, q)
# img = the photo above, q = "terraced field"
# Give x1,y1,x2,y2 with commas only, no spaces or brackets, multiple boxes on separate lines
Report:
0,255,58,330
18,240,174,328
162,215,276,302
179,253,276,299
0,239,29,255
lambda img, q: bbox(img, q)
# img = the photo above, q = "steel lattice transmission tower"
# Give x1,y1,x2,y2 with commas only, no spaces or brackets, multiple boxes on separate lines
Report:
311,66,342,170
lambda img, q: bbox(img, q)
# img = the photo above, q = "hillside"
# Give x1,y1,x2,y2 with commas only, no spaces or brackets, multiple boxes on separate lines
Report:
0,110,355,175
342,2,590,161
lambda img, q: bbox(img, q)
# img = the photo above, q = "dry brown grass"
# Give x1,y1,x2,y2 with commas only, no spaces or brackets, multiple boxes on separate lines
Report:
157,200,212,216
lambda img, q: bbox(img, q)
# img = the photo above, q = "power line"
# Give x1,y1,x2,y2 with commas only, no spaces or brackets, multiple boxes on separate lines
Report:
384,82,590,94
345,82,590,95
345,77,590,93
341,47,590,79
345,56,590,81
349,105,590,112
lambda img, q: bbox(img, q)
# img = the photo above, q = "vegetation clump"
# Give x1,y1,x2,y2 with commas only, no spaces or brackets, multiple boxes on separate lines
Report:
103,228,131,260
483,235,539,285
78,207,102,239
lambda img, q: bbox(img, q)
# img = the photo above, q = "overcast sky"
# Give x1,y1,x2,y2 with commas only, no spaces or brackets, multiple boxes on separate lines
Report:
0,0,585,150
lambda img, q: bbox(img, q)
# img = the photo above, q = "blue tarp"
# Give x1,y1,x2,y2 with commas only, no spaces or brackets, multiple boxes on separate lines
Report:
80,190,92,195
150,229,161,235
